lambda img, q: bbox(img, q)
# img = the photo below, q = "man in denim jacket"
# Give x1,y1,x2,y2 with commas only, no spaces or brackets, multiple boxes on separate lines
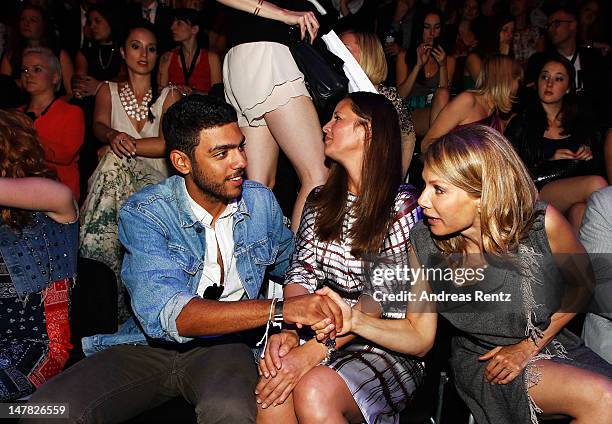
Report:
26,95,342,423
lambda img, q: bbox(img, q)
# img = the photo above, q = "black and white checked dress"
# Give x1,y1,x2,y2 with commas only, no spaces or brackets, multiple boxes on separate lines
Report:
285,185,425,424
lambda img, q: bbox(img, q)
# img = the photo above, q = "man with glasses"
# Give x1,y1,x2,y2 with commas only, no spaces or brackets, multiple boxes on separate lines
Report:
24,95,344,424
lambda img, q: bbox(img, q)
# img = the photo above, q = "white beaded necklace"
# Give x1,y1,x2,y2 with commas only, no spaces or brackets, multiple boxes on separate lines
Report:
119,83,152,122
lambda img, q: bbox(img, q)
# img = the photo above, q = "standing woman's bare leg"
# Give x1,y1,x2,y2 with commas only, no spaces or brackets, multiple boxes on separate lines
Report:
240,125,280,189
263,96,328,231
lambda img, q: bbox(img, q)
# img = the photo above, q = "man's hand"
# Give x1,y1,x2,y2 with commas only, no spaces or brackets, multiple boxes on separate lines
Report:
312,287,352,340
255,344,321,408
259,331,300,378
479,339,539,384
283,294,345,336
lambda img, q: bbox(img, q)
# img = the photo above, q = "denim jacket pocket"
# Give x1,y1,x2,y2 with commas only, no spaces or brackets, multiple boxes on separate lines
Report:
168,243,202,275
249,238,279,266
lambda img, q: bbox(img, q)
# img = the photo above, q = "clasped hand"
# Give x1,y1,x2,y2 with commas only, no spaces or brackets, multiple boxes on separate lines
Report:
479,339,538,385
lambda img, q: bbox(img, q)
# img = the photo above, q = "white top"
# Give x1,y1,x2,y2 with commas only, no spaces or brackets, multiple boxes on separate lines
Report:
183,180,244,301
108,81,171,176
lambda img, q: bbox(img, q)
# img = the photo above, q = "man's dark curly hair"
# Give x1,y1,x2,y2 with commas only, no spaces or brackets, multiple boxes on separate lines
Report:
162,94,238,159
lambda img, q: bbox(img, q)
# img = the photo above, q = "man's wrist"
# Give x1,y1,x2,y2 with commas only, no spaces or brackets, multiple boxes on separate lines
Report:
522,337,541,356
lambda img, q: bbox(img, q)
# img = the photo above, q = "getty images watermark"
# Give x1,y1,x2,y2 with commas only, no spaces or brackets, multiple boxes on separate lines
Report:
369,265,514,303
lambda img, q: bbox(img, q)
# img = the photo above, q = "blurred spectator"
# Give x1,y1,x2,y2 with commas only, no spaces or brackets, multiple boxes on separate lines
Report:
0,110,77,401
79,23,180,322
340,29,416,177
423,54,521,151
578,0,610,54
0,4,74,97
127,0,174,53
58,0,100,59
158,8,221,93
449,0,479,58
396,7,454,137
464,14,514,89
505,55,607,232
73,4,126,100
510,0,545,66
20,47,84,201
526,3,611,126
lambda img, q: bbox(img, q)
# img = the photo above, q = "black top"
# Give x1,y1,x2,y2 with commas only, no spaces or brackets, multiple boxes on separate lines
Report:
81,43,123,82
226,0,318,48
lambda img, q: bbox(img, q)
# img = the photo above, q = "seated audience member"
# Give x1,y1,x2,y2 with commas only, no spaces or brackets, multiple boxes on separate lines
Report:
20,47,84,201
0,4,74,98
526,4,610,123
79,23,180,323
396,7,454,137
505,55,607,232
422,54,520,150
0,110,77,401
509,0,544,67
340,30,416,177
464,14,514,89
449,0,480,59
257,92,428,424
331,124,611,424
24,94,343,424
158,8,222,94
73,4,126,100
579,186,612,364
577,0,610,55
127,0,174,54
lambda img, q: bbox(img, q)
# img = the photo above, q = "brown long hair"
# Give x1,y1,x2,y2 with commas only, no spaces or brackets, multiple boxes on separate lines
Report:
310,92,402,258
0,110,56,229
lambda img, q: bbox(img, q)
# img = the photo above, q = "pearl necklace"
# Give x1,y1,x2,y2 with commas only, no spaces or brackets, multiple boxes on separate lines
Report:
119,83,152,122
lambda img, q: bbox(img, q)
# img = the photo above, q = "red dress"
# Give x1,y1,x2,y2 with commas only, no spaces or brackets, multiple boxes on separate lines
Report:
167,47,212,93
30,100,84,201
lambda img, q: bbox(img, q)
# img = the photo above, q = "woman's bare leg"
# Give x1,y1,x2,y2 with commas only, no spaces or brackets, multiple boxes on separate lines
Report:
528,359,612,423
293,366,363,424
540,175,608,231
401,131,416,179
412,108,432,139
240,125,280,189
256,392,298,424
263,96,328,231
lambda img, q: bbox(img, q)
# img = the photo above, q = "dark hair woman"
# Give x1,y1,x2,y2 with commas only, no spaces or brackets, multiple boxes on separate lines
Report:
79,22,180,323
256,92,426,424
396,7,455,136
72,4,126,99
0,4,74,98
0,110,78,401
157,8,222,94
504,54,607,232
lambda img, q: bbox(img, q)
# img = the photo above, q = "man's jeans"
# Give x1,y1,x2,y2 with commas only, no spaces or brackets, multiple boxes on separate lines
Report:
22,343,257,424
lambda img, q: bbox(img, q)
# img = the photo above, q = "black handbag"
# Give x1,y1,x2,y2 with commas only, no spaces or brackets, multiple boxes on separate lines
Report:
288,26,349,121
531,159,590,188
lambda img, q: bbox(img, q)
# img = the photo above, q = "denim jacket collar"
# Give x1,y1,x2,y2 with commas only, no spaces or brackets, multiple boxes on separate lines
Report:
174,177,250,229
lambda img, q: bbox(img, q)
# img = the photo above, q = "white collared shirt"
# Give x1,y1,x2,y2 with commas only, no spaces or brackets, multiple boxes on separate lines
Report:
184,181,244,301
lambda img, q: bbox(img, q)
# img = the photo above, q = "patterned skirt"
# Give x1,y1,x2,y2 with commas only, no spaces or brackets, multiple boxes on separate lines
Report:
326,341,425,424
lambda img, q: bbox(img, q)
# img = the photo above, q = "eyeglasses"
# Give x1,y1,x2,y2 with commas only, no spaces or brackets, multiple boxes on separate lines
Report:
547,20,575,29
203,283,224,300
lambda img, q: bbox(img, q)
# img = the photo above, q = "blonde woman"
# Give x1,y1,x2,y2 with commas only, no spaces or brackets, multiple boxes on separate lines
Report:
421,54,521,151
340,29,416,177
318,125,612,424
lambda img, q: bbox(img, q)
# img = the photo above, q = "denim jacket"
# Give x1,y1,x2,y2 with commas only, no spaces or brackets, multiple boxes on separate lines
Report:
0,213,78,299
82,176,294,356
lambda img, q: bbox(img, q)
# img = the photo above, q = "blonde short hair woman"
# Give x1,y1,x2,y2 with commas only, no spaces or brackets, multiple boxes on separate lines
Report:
422,54,522,151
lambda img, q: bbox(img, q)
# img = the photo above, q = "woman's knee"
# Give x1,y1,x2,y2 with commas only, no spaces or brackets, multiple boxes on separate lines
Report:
585,175,608,196
293,368,342,419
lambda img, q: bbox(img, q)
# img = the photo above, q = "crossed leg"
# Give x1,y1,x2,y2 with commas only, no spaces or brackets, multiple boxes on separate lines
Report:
257,365,363,424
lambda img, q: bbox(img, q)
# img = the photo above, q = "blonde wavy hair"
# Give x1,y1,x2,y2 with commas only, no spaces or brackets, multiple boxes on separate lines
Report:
472,54,523,114
422,125,538,255
342,30,388,85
